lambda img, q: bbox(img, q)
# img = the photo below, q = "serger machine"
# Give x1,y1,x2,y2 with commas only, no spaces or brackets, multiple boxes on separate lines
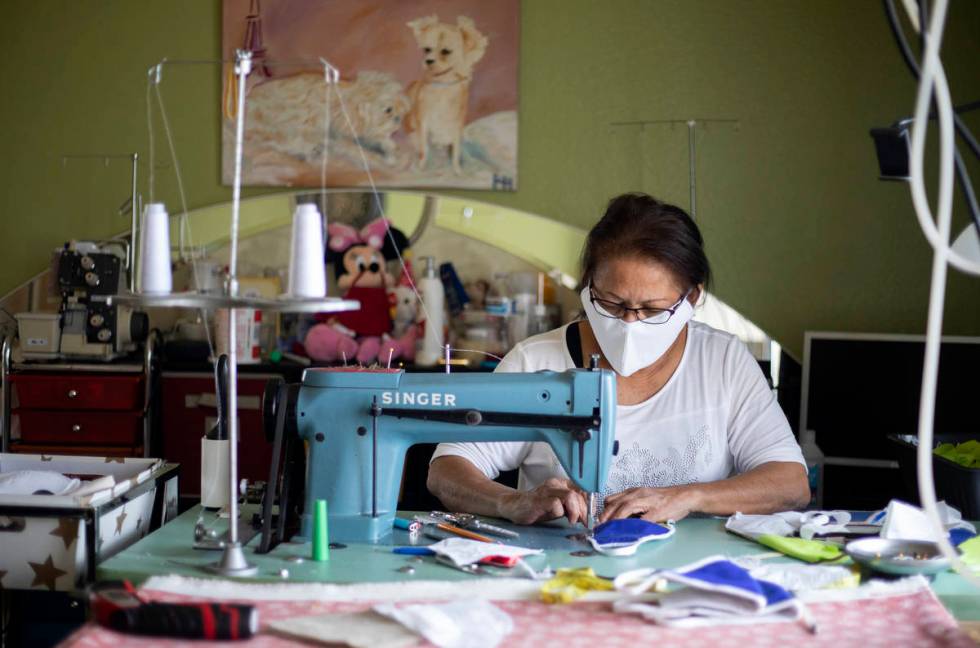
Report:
259,365,617,546
18,241,148,361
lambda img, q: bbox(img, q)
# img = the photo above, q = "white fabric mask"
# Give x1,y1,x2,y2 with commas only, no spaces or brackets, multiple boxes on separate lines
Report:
580,286,694,377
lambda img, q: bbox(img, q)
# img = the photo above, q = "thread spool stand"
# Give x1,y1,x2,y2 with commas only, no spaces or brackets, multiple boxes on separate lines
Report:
110,49,359,577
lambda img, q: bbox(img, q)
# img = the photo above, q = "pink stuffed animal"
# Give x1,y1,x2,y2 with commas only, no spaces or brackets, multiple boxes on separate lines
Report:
304,218,394,364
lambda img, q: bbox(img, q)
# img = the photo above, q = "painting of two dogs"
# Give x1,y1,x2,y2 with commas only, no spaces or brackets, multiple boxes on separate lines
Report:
222,1,519,190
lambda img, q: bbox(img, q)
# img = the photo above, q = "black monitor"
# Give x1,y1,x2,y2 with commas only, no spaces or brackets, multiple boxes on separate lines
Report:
800,332,980,459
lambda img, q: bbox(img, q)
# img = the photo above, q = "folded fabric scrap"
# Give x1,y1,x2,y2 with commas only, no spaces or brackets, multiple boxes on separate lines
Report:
268,610,418,648
866,499,976,544
0,470,80,496
725,509,852,541
269,600,514,648
374,600,513,648
540,567,615,604
612,556,808,628
588,518,675,556
425,537,542,567
731,558,860,591
725,511,847,562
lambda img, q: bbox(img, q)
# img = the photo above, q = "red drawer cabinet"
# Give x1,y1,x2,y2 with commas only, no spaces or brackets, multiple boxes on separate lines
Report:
11,410,142,445
10,374,143,410
160,372,275,499
1,335,158,459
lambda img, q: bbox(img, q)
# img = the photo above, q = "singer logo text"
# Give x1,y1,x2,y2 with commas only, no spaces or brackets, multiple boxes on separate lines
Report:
381,392,457,407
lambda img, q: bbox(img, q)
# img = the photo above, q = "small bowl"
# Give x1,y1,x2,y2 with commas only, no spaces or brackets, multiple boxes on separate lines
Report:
844,538,951,576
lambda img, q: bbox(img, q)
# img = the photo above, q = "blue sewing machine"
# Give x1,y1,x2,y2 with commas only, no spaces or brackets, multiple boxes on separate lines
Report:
258,365,617,546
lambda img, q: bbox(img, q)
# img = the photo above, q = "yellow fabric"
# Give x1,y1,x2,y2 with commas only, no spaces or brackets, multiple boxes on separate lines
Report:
540,567,614,604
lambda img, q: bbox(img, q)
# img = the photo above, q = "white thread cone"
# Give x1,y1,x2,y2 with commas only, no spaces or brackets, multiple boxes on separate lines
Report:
139,202,172,294
287,203,327,298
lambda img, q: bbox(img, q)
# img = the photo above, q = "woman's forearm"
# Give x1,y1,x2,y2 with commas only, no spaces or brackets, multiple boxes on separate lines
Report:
427,455,517,517
688,461,810,515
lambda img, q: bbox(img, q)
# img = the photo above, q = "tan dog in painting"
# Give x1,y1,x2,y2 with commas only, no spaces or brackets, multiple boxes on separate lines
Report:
404,15,488,174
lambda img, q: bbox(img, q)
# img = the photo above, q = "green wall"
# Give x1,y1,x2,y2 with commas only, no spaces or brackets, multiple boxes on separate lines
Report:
1,1,978,356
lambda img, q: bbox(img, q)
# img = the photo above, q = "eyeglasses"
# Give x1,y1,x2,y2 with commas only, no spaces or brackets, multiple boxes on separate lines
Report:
589,286,692,325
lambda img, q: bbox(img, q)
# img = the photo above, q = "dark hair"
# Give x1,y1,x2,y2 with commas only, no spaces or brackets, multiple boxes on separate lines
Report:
580,193,711,293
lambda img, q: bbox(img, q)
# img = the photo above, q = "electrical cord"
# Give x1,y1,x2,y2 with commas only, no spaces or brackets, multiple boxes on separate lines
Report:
883,0,980,245
905,0,980,589
883,0,980,161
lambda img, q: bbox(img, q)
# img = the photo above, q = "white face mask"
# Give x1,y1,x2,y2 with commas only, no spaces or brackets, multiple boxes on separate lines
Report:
580,286,694,377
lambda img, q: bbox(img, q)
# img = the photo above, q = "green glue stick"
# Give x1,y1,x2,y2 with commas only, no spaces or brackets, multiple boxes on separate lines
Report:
312,499,329,561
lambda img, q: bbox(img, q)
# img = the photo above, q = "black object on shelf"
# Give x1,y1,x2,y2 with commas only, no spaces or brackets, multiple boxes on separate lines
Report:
889,434,980,519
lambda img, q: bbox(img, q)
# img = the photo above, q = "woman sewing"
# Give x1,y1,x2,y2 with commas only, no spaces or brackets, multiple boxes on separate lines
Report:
427,192,810,526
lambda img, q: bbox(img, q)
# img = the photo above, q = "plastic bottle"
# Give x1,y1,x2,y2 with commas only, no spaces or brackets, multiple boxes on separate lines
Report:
799,430,824,509
415,256,445,366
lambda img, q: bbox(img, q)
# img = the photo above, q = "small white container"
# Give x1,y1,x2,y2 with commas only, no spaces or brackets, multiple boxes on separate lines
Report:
15,312,61,357
215,308,261,364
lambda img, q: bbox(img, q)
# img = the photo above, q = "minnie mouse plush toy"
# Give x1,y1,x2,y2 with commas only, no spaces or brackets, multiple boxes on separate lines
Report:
304,218,395,364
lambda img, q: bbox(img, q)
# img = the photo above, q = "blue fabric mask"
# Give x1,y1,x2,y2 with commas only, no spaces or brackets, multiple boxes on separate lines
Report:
668,558,794,609
589,518,675,556
613,556,804,628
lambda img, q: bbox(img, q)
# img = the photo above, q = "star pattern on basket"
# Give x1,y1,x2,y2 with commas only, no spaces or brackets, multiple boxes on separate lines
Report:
29,555,66,591
115,506,128,536
50,517,80,550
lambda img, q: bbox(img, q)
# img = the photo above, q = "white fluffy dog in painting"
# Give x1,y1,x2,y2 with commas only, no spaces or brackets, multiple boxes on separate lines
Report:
404,15,488,174
246,71,409,165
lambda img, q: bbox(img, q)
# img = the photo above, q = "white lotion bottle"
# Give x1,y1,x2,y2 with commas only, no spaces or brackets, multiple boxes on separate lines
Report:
415,256,445,366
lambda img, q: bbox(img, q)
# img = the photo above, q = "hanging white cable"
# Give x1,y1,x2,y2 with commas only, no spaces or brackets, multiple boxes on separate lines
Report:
319,60,336,225
331,80,434,329
153,79,192,263
907,0,980,588
903,3,980,277
147,59,214,356
146,69,157,204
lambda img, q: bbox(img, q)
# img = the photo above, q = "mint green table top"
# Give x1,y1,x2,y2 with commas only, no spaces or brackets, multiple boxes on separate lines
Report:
97,506,980,621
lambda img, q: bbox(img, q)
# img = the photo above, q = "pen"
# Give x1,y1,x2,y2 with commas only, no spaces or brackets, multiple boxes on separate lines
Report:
431,522,496,543
392,547,435,556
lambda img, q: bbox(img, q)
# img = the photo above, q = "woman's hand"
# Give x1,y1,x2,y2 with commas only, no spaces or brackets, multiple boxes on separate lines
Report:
498,477,589,526
599,485,701,524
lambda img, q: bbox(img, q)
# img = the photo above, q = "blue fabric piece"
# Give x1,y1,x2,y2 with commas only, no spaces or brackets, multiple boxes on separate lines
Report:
950,527,976,547
756,578,795,607
672,558,794,609
592,518,673,545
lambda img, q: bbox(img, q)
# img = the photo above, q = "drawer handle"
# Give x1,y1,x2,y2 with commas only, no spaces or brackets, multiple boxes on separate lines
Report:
72,424,82,433
67,389,79,399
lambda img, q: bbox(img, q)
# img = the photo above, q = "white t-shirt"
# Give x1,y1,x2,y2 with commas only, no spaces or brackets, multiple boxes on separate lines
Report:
431,321,805,500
